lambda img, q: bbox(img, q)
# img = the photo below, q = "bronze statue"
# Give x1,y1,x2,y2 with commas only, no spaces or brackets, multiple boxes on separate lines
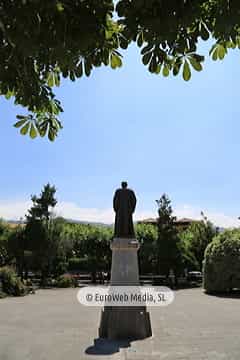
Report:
113,181,136,238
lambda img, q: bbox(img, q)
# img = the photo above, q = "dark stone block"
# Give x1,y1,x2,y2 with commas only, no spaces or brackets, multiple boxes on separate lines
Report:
99,306,152,340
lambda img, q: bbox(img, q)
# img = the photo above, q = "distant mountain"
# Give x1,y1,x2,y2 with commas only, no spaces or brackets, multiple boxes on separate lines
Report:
6,220,23,224
65,218,112,227
3,218,227,231
3,218,112,228
216,226,225,233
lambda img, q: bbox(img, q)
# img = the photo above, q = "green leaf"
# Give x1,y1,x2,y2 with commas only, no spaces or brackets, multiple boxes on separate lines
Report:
20,121,30,135
92,53,101,67
141,44,153,55
212,47,218,61
29,123,37,139
48,128,56,142
54,73,60,86
155,64,161,74
173,57,183,76
162,65,169,77
149,57,157,73
142,52,152,65
38,123,48,137
218,45,226,60
200,23,209,41
110,53,122,69
16,115,27,120
226,41,236,49
47,72,55,87
137,32,143,47
55,119,63,129
105,29,114,40
84,60,92,76
75,62,83,78
5,89,13,99
189,57,202,71
119,36,128,49
62,69,68,78
103,49,110,65
69,71,75,81
14,119,27,128
192,54,204,62
183,60,191,81
173,63,181,76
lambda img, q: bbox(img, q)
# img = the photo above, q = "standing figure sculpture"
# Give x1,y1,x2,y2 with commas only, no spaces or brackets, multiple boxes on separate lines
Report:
113,181,136,238
99,181,152,340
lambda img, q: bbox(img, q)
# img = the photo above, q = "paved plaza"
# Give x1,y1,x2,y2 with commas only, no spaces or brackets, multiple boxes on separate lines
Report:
0,287,240,360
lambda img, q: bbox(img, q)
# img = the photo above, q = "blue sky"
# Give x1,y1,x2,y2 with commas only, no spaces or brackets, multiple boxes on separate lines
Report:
1,41,240,227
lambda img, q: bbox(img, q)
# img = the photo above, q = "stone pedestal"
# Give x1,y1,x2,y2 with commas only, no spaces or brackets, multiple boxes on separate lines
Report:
99,238,152,340
110,238,140,286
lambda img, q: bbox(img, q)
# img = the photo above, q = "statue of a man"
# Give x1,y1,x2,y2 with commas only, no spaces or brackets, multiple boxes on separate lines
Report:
113,181,137,238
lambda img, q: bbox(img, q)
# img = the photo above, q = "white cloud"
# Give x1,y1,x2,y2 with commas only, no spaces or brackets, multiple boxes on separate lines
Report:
0,200,31,221
174,204,239,228
0,199,239,228
56,202,114,223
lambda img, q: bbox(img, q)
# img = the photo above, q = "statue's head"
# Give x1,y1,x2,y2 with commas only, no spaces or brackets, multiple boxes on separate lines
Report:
121,181,128,189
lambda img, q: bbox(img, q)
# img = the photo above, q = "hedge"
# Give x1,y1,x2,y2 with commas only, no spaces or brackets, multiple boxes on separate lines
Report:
203,229,240,293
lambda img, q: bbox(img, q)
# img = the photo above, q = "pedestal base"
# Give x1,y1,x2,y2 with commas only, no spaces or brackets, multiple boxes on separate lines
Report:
99,306,152,340
98,237,152,340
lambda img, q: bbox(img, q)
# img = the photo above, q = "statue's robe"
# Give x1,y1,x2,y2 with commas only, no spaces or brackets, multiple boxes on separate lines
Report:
113,188,136,238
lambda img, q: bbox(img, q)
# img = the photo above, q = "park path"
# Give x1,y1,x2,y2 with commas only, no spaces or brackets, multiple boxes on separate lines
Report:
0,288,240,360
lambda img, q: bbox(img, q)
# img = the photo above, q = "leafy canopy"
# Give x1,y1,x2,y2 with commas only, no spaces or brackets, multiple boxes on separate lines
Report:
203,229,240,293
25,183,59,278
155,194,181,276
179,212,216,270
1,1,240,139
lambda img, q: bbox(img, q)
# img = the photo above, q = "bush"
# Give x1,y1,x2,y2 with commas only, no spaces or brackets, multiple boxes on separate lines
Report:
0,291,7,298
203,229,240,293
24,278,33,287
56,274,74,288
41,277,55,287
53,261,68,277
0,266,27,296
68,257,90,272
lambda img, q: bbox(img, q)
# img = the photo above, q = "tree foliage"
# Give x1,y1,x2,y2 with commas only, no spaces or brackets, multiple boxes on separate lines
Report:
136,223,157,274
0,219,12,266
1,1,240,139
7,225,26,276
203,229,240,293
61,222,113,279
179,212,216,270
25,183,62,279
26,183,57,221
155,194,181,277
0,266,27,296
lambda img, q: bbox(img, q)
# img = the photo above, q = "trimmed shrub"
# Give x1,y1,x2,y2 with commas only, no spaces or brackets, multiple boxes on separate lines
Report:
203,229,240,293
56,274,74,288
0,266,27,296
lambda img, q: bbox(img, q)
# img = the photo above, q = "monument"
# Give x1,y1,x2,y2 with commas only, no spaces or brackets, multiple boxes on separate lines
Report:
99,182,152,339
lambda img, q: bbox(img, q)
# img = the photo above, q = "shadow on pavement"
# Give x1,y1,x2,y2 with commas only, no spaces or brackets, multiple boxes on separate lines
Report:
205,289,240,299
85,338,131,355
